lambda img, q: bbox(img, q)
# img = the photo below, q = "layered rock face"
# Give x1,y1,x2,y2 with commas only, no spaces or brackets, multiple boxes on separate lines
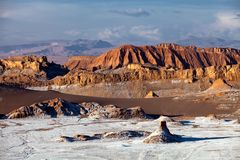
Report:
0,55,68,86
53,63,240,87
1,44,240,88
0,56,47,72
66,43,240,70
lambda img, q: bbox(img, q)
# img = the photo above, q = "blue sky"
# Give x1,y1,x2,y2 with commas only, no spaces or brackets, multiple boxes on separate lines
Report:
0,0,239,45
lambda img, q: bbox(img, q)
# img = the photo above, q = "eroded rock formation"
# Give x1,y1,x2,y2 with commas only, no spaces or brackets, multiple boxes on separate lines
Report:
6,100,146,119
7,98,86,119
1,44,240,88
143,121,181,143
145,91,159,98
0,55,68,87
66,43,240,70
53,63,240,87
81,103,146,119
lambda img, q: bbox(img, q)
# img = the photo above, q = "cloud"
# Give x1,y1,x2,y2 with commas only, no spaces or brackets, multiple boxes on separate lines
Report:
64,30,81,36
98,25,161,44
130,25,160,41
98,26,124,39
184,12,240,41
110,8,150,17
0,10,14,19
215,12,240,30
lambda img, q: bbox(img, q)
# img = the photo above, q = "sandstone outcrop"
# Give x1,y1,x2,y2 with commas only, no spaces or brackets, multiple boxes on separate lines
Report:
1,44,240,88
66,43,240,70
145,91,159,98
7,98,86,119
53,64,240,88
0,55,68,87
143,121,181,143
64,56,95,70
206,78,232,92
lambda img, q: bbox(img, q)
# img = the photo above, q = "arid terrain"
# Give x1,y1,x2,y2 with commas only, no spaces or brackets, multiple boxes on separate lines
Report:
1,0,240,159
1,43,240,160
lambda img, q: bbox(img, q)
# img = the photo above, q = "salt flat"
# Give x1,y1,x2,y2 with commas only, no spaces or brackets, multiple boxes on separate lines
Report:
0,117,240,160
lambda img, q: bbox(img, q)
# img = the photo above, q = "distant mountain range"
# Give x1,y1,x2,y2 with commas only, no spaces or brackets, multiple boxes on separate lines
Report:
1,37,240,64
177,36,240,49
0,39,114,63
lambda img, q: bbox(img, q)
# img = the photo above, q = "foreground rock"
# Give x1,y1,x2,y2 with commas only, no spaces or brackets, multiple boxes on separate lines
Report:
83,103,146,119
143,121,181,143
57,134,100,142
58,130,151,142
102,130,151,139
6,100,146,119
7,98,86,119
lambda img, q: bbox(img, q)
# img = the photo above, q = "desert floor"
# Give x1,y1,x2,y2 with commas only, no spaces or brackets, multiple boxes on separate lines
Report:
0,117,240,160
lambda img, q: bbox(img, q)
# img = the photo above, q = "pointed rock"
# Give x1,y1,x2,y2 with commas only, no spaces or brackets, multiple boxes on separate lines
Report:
145,91,159,98
143,121,181,143
206,78,232,93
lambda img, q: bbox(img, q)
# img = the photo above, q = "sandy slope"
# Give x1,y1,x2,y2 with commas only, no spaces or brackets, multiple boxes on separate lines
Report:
0,117,240,160
0,86,229,117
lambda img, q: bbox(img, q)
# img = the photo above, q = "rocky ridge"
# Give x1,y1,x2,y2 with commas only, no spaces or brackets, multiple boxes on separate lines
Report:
66,43,240,70
0,44,240,88
6,98,146,119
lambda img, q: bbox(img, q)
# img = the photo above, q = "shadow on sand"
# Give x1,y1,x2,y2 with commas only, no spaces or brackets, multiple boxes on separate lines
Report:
179,135,240,142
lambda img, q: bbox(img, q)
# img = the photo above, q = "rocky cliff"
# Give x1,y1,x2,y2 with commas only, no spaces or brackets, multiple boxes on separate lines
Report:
53,63,240,87
0,55,68,86
1,44,240,88
65,43,240,70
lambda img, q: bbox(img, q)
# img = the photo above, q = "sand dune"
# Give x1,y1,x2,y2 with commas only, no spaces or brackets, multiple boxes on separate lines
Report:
0,85,234,117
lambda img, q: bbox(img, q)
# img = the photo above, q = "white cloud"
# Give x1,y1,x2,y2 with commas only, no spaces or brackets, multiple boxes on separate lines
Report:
98,25,161,43
215,12,240,30
64,30,81,36
130,25,160,41
185,12,240,41
98,26,124,39
110,8,150,17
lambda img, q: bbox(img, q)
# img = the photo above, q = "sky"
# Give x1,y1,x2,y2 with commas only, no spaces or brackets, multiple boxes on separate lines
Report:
0,0,240,46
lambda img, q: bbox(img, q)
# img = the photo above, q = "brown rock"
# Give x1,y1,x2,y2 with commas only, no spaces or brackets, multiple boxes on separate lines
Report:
7,98,85,119
0,55,68,87
64,56,95,70
205,78,232,93
145,91,159,98
70,43,240,70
